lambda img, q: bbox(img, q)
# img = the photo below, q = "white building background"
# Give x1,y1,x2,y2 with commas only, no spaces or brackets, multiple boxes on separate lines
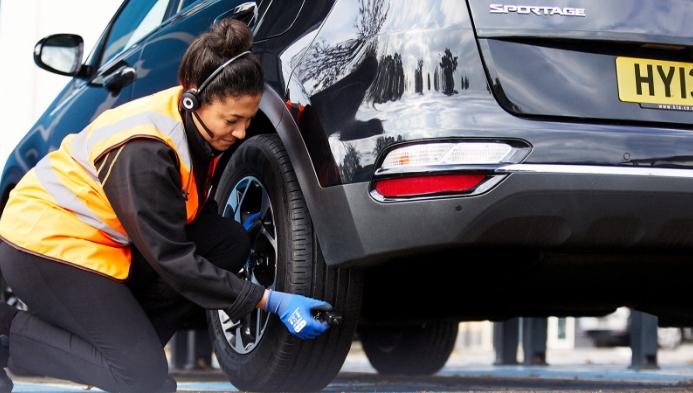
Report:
458,317,577,353
0,0,122,173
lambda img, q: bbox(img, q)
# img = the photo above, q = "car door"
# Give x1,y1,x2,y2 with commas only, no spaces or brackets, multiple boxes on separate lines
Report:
1,0,177,187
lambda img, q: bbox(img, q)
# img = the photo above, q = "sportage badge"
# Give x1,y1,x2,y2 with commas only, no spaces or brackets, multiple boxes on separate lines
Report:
489,4,586,16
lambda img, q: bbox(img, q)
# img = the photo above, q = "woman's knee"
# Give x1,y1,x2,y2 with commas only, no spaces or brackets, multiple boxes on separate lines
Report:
187,208,252,270
197,217,250,272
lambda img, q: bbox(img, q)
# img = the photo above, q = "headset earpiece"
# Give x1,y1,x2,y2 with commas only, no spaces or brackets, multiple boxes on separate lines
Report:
181,89,199,111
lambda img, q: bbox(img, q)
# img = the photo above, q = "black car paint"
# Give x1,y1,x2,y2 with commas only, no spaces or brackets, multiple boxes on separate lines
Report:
465,0,693,127
480,39,693,125
283,0,692,189
468,0,693,46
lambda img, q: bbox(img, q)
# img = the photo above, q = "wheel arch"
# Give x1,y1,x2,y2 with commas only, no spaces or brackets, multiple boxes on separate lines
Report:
254,86,318,195
213,85,365,267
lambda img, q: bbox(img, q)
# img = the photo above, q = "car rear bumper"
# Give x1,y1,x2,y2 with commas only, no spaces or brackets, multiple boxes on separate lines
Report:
314,164,693,267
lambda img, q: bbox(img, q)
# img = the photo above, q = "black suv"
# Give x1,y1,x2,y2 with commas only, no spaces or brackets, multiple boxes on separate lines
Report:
3,0,693,390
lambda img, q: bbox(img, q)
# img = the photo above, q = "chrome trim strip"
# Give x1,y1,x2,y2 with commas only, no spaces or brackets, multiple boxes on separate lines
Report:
496,164,693,178
374,164,501,178
472,175,506,195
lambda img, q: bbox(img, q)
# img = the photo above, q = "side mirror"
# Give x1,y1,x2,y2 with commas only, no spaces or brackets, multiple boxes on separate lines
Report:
33,34,84,76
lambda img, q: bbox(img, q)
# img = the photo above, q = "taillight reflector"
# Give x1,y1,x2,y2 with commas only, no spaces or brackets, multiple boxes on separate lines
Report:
374,174,485,198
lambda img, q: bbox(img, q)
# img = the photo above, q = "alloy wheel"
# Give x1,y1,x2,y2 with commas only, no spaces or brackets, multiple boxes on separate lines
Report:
217,176,277,354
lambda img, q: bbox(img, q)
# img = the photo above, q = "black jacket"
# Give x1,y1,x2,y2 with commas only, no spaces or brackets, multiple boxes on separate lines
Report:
94,111,264,320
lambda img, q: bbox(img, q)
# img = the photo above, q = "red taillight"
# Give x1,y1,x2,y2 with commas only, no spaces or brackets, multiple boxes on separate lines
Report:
374,174,486,198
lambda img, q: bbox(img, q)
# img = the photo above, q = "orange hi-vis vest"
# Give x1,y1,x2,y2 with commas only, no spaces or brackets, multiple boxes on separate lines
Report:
0,86,201,280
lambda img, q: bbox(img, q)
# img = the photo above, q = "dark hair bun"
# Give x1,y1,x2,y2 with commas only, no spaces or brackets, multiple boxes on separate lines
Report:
208,18,253,58
178,18,264,103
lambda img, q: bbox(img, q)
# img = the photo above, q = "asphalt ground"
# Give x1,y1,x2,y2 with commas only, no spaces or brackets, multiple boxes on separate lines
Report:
10,343,693,392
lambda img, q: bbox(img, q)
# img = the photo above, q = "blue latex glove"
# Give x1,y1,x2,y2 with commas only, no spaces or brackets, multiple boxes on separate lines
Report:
264,290,332,340
242,212,262,232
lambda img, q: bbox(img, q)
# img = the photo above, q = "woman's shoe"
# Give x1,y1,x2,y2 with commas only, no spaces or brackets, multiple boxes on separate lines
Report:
154,376,176,393
0,335,11,392
0,368,12,393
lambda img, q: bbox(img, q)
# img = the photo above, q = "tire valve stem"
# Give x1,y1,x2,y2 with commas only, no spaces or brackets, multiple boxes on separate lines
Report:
313,310,342,326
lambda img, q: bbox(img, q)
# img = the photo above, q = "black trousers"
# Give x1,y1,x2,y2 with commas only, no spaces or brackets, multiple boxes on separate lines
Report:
0,208,249,393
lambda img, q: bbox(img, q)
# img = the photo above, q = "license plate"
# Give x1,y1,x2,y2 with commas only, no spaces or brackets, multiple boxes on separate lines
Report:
616,57,693,111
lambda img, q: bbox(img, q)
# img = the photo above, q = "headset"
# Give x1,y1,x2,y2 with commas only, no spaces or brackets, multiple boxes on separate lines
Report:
180,50,252,112
179,50,251,199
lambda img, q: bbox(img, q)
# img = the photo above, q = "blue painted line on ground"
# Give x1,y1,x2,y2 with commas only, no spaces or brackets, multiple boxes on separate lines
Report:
177,381,237,391
13,382,238,392
440,365,693,384
13,383,103,392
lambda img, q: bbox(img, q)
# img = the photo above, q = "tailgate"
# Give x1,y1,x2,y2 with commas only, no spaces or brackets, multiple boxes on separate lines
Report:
467,0,693,125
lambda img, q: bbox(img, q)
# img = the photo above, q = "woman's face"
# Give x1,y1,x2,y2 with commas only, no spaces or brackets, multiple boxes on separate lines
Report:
193,93,261,151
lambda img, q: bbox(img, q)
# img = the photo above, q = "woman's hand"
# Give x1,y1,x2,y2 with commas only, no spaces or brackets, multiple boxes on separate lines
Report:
261,290,332,340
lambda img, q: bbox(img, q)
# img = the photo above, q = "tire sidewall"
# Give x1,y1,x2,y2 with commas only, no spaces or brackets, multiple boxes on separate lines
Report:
207,135,300,385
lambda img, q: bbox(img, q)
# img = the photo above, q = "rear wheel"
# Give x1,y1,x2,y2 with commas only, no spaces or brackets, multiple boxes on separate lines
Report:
359,321,458,375
207,135,362,391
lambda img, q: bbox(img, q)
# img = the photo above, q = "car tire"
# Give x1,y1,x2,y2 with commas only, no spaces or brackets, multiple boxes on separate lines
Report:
358,321,458,375
207,134,363,391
